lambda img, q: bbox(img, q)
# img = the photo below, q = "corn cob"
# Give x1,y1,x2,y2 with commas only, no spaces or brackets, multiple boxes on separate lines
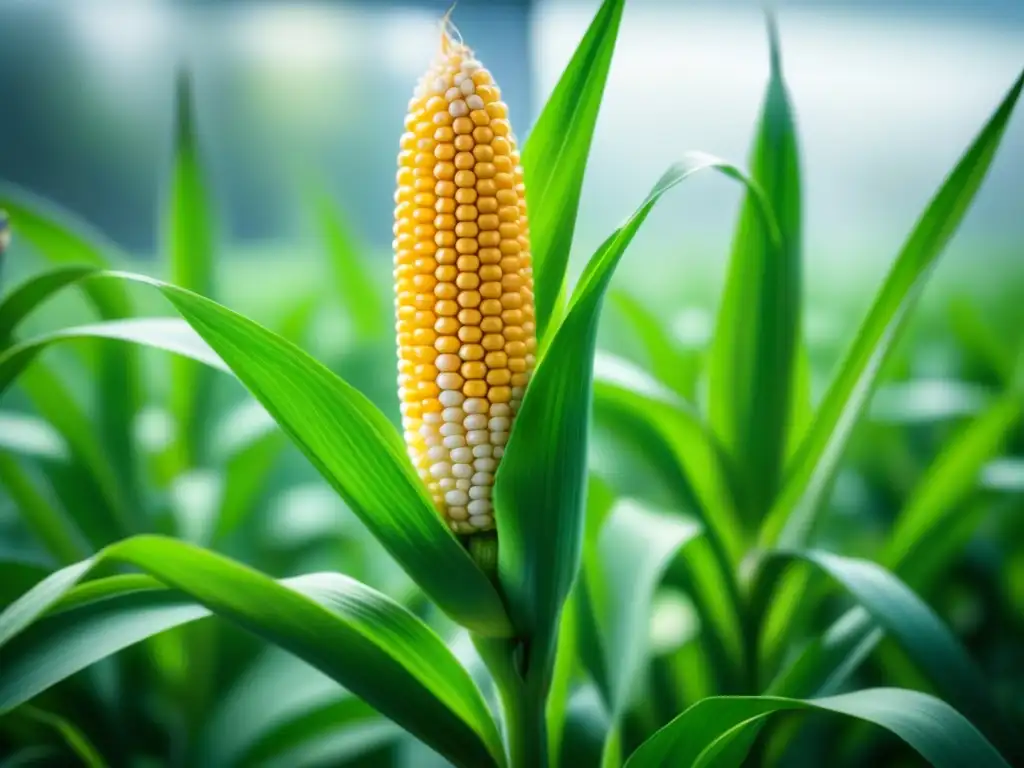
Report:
393,22,536,535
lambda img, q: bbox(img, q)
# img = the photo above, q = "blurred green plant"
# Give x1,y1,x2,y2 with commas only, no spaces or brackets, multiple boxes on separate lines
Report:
1,2,1022,767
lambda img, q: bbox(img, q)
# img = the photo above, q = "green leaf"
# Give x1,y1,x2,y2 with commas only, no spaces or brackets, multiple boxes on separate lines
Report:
0,453,88,565
522,0,624,340
2,705,108,768
708,15,801,527
0,411,66,461
0,265,98,343
582,499,702,715
624,688,1011,768
762,68,1024,548
496,153,770,673
306,182,387,341
165,70,218,468
885,390,1023,582
592,352,743,566
0,537,505,768
0,274,510,636
753,550,1018,760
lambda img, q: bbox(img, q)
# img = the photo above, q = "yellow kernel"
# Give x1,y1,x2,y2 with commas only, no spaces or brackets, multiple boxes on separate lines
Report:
500,239,521,255
436,180,456,197
464,380,488,398
415,364,438,379
412,208,434,224
461,344,484,361
413,193,436,207
454,134,474,151
485,351,508,368
486,102,508,119
425,96,445,113
478,197,498,214
455,170,476,188
494,155,514,173
456,238,479,254
480,317,503,333
472,145,494,163
434,143,455,161
435,231,456,248
499,223,519,239
473,72,493,88
458,309,482,326
435,162,455,180
499,206,518,222
487,369,511,385
453,117,474,134
511,372,530,387
462,361,486,380
479,248,502,264
478,214,499,230
436,300,459,317
436,248,457,264
479,231,501,248
413,294,434,310
454,152,475,170
501,292,523,310
436,197,456,214
414,310,435,326
458,291,481,308
499,257,521,273
435,337,460,354
491,119,510,136
456,255,480,271
455,187,478,204
502,309,524,325
413,328,436,346
459,325,483,343
434,282,457,300
479,265,502,281
504,325,525,342
436,265,457,281
434,317,458,335
456,272,480,290
470,109,490,126
489,386,512,403
509,357,527,372
506,340,527,357
434,126,455,142
419,380,441,398
414,177,435,192
497,189,518,205
477,179,497,197
473,126,494,144
480,282,502,299
414,256,437,273
455,205,477,221
475,163,496,179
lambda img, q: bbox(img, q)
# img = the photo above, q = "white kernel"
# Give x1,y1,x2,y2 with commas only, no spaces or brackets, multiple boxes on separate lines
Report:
472,471,494,485
463,413,488,430
445,86,461,101
460,79,475,96
512,387,525,399
472,444,493,459
439,390,465,408
489,403,511,417
449,99,469,118
443,407,464,423
451,446,473,463
433,77,448,93
438,373,464,390
468,499,492,515
423,412,442,424
464,398,488,414
417,467,430,481
403,430,418,443
494,447,505,459
433,111,449,125
461,59,481,72
454,72,467,85
443,435,467,449
466,94,484,110
448,505,468,520
440,422,466,437
510,400,522,413
466,430,489,446
419,425,435,438
423,434,441,448
491,431,509,446
445,490,469,506
456,478,471,490
430,462,451,479
470,513,493,529
469,485,492,500
489,416,510,431
474,458,497,472
439,477,456,491
453,463,473,478
427,446,447,462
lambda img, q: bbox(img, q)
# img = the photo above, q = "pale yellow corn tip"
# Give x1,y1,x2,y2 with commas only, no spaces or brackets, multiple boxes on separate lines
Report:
393,23,536,534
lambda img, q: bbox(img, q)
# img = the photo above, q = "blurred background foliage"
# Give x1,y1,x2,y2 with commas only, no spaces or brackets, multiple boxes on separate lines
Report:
1,0,1023,765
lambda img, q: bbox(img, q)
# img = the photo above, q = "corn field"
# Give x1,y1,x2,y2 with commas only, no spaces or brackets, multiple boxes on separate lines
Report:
1,1,1023,766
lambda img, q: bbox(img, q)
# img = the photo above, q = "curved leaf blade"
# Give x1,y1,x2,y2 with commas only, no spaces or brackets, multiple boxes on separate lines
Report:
707,14,802,526
0,537,505,768
522,0,625,339
762,68,1024,548
624,688,1010,768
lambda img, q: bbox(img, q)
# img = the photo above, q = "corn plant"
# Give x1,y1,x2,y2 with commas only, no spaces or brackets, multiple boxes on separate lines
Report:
1,1,1023,766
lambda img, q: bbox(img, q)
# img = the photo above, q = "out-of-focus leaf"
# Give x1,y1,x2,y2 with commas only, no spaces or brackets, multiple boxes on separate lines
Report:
0,412,66,461
762,69,1024,548
306,183,387,341
3,705,108,768
0,538,505,768
708,15,801,527
558,684,618,768
0,453,87,565
581,499,701,715
0,273,510,636
885,391,1023,581
592,352,743,566
496,154,771,674
624,688,1010,768
165,70,218,469
753,550,1018,760
0,265,98,343
522,0,624,340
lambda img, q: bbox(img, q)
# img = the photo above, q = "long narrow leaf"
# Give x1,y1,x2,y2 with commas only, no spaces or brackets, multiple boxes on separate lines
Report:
522,0,624,339
708,15,802,527
0,538,505,768
762,68,1024,548
624,688,1010,768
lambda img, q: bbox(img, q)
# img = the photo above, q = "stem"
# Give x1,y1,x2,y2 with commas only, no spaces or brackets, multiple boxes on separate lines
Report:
473,636,550,768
